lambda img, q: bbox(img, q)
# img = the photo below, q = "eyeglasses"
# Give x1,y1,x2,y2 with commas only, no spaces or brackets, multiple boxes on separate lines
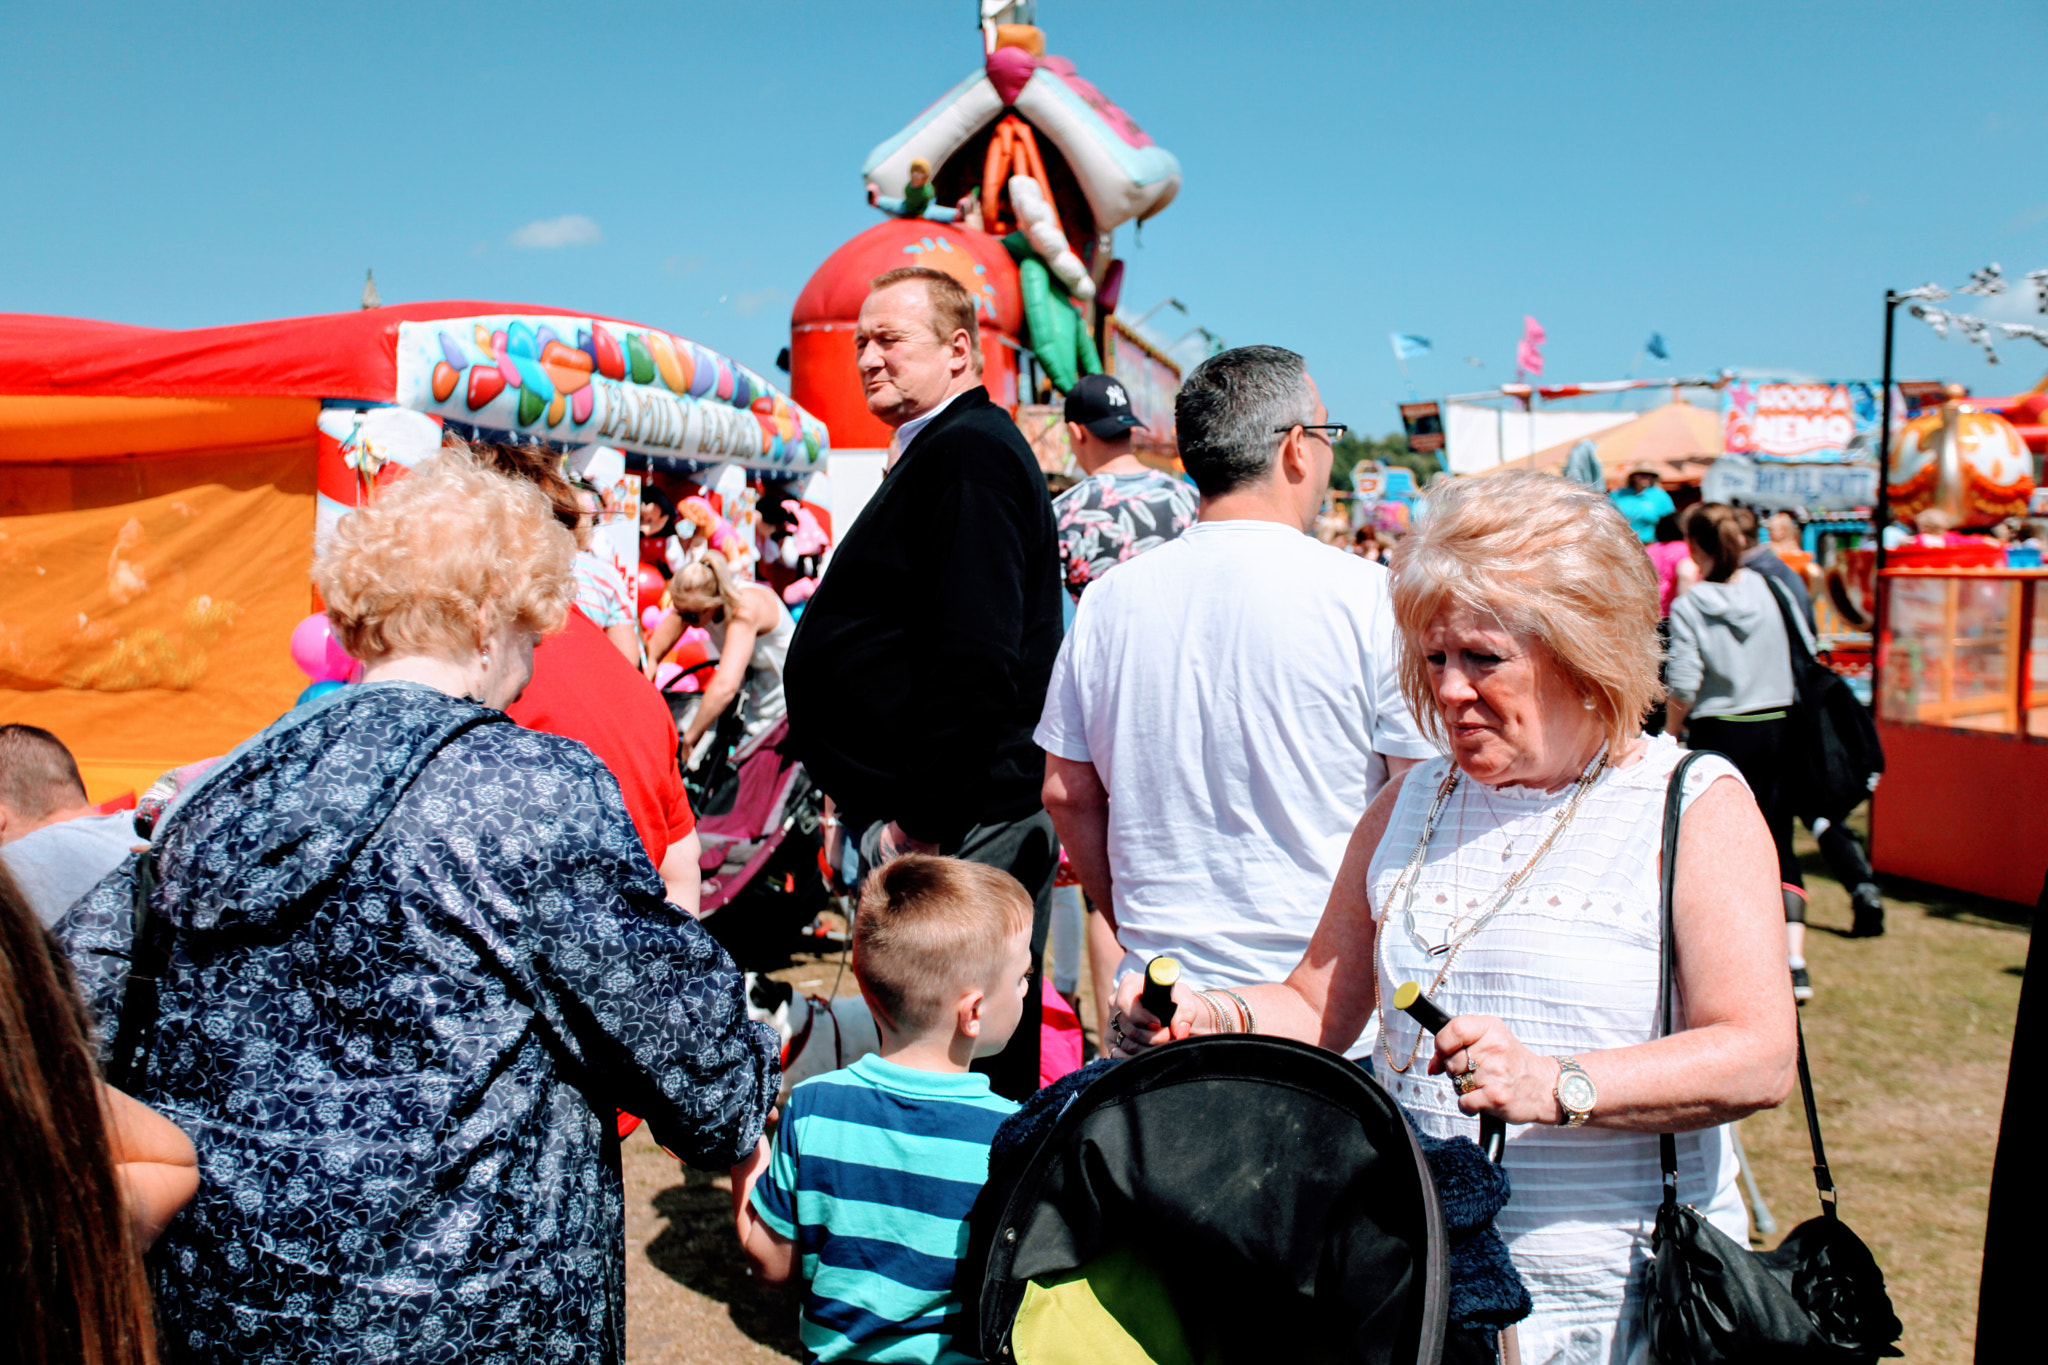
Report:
1275,423,1349,444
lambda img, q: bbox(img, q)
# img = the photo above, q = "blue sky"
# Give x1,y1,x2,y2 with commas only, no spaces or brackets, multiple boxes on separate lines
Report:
5,1,2047,435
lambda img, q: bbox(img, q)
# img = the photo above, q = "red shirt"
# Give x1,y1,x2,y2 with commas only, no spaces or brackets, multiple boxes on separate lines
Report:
506,606,693,868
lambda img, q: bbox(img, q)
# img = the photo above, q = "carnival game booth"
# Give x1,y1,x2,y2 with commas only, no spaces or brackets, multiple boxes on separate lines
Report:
1870,550,2048,904
0,303,827,802
1866,395,2045,904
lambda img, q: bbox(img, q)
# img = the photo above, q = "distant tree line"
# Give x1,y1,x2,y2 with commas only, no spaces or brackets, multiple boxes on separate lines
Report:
1331,432,1441,490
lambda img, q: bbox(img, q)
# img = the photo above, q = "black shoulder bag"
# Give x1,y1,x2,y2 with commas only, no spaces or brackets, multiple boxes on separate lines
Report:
1643,752,1902,1364
103,713,505,1093
1763,576,1885,823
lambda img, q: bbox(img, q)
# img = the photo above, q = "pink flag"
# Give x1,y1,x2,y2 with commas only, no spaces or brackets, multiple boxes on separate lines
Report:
1515,315,1546,377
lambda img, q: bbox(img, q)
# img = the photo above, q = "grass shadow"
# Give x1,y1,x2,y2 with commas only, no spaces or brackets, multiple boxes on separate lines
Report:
644,1169,804,1358
1879,875,2035,933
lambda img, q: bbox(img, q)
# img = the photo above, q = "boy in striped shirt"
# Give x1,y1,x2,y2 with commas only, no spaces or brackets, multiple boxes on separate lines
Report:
732,855,1033,1363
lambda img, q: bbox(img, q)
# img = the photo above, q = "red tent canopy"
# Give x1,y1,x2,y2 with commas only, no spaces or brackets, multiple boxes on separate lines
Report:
0,301,636,401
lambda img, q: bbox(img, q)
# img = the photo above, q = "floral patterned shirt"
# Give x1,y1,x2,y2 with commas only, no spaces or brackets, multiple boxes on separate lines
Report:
56,682,778,1365
1051,469,1200,601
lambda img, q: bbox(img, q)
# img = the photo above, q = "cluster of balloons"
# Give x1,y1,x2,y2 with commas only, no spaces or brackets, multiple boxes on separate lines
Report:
289,613,357,706
636,564,667,631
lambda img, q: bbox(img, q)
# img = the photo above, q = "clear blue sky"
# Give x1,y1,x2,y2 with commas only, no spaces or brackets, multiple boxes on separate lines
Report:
6,1,2046,435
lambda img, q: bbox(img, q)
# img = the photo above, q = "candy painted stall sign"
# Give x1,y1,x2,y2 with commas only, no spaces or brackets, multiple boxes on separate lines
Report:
394,316,827,469
1722,381,1882,463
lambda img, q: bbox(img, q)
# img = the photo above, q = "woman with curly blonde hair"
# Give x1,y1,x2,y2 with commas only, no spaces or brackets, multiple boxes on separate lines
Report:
53,452,778,1365
1117,471,1796,1361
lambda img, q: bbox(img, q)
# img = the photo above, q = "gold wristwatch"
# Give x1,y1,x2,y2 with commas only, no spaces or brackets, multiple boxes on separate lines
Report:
1554,1056,1596,1128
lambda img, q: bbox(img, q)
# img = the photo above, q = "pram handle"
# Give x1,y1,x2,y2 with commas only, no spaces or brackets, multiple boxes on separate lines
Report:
1140,956,1181,1028
1394,982,1508,1163
1391,979,1452,1035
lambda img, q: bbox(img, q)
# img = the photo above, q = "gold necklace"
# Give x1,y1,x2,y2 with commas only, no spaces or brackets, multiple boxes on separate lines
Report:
1378,745,1609,1074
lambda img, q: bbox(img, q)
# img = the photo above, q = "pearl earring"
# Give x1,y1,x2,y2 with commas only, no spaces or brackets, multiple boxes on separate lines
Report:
1582,696,1596,710
481,650,492,668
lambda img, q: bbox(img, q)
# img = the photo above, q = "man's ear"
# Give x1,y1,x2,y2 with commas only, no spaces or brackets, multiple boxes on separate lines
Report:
1065,421,1089,450
1276,428,1311,483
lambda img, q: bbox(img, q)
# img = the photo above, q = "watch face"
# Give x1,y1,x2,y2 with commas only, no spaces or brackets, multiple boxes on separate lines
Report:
1560,1070,1597,1113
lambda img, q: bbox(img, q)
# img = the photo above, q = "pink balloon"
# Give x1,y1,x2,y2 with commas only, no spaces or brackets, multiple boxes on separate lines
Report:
640,605,664,632
289,613,354,682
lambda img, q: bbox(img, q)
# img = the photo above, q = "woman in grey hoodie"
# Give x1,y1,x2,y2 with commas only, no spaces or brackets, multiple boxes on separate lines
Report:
1665,503,1817,1001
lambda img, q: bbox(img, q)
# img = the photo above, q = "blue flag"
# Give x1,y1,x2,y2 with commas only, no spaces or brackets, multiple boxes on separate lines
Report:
1645,332,1669,360
1391,333,1433,361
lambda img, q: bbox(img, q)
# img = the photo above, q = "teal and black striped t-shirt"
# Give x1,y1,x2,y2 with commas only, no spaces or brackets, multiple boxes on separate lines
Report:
750,1054,1019,1363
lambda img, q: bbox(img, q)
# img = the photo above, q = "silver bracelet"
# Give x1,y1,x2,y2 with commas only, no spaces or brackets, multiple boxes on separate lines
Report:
1223,989,1258,1035
1197,990,1226,1035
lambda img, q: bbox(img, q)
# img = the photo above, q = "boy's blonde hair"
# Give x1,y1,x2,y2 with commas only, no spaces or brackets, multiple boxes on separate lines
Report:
852,856,1033,1035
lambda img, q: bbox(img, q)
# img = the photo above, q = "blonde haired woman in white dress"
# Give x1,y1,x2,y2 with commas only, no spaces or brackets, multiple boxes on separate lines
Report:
1114,471,1798,1363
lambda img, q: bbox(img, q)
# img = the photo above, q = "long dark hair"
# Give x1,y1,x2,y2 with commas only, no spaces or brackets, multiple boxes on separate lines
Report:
0,863,157,1365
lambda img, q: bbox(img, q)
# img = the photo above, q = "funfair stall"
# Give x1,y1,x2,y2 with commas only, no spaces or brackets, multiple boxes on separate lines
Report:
1867,390,2044,903
0,302,827,799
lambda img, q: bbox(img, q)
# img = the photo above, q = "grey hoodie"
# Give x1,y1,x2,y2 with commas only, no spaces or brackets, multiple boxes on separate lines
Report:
1665,568,1811,717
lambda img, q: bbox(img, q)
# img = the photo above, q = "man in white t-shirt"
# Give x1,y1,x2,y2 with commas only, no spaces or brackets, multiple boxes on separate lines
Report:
1035,346,1434,1061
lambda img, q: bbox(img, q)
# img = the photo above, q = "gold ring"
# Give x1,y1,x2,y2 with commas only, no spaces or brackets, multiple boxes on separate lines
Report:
1453,1067,1480,1095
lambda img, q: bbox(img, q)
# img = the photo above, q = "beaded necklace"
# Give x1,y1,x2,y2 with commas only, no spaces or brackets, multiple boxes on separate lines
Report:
1378,744,1609,1074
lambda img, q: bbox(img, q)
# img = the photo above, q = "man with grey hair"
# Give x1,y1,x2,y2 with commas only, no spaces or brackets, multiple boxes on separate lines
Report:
1035,346,1433,1061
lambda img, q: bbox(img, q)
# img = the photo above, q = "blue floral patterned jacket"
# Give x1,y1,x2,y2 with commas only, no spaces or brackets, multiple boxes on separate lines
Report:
56,682,779,1365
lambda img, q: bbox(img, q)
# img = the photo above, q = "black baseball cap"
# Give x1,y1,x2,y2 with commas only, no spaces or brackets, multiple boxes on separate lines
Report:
1063,373,1145,439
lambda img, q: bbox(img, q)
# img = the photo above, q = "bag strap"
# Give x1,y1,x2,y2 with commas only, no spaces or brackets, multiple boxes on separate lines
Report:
1794,1014,1837,1213
1657,750,1837,1216
104,849,162,1092
102,711,506,1093
1763,573,1818,681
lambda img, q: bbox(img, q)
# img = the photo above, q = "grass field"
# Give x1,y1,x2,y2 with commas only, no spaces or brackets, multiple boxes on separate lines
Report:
621,818,2029,1364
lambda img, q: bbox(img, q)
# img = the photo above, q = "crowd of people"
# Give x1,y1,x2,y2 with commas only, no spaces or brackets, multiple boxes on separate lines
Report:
0,263,1862,1364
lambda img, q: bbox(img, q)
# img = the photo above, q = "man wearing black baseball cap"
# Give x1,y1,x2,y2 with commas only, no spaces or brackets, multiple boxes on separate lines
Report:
1053,374,1198,603
1045,373,1200,1042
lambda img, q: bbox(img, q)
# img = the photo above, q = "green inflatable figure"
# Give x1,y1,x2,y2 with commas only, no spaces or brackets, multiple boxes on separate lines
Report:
1004,231,1100,395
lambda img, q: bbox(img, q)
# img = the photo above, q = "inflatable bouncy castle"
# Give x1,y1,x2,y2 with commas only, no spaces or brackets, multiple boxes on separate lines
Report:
792,2,1184,455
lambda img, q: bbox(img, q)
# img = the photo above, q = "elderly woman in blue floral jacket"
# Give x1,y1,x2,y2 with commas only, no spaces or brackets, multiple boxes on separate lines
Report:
58,452,780,1365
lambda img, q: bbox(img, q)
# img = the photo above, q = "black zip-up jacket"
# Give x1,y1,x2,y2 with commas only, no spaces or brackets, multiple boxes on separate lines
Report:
785,386,1063,845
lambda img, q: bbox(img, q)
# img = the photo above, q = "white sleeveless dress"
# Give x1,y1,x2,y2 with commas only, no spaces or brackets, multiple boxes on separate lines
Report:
1367,735,1750,1365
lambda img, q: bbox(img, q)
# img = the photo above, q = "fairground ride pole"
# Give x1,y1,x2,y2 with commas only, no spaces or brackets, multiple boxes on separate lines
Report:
1874,291,1900,577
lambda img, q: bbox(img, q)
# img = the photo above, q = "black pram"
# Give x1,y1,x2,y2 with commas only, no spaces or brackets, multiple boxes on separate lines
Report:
958,1036,1529,1364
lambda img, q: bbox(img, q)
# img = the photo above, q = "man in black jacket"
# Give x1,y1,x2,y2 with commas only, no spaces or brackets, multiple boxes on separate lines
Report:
785,265,1063,1099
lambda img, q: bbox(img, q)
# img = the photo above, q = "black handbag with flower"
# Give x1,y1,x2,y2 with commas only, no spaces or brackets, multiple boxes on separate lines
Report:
1643,753,1903,1364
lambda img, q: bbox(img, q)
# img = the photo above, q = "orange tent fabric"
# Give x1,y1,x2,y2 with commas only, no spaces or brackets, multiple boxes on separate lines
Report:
2,441,316,798
1489,401,1722,488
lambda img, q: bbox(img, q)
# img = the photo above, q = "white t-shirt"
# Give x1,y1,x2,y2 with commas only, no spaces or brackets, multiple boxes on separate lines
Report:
1034,519,1436,1055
